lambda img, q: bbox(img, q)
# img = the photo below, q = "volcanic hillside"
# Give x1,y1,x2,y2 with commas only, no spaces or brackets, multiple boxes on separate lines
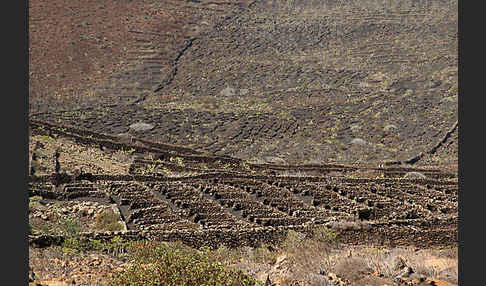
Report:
29,0,458,167
28,1,459,284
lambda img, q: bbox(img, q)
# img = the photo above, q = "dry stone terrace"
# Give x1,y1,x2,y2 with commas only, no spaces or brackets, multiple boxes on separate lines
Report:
28,176,458,248
28,119,458,249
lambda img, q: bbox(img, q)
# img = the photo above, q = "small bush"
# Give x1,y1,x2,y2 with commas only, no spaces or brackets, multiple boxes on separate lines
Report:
62,236,130,256
111,241,262,286
312,226,338,244
28,196,43,213
281,230,306,251
62,236,103,254
94,208,123,232
62,218,80,236
39,223,51,233
359,247,458,284
334,257,372,282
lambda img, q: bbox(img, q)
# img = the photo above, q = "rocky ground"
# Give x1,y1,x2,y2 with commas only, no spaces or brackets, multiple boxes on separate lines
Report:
27,121,458,286
29,243,457,286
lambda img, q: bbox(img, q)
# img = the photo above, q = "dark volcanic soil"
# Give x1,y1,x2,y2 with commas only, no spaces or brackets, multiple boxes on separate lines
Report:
29,0,458,166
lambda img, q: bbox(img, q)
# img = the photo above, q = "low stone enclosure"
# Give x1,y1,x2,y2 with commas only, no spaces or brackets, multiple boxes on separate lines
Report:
28,119,458,249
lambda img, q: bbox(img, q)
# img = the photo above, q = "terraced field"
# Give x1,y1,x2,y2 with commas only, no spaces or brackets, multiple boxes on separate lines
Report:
28,120,457,249
28,1,459,284
30,0,458,166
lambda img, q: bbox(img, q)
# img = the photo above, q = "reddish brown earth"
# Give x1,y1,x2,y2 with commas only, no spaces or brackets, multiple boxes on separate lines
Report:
29,0,149,107
29,0,251,112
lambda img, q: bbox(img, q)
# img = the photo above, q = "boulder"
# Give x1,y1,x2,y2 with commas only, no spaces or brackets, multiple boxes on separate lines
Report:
383,124,398,132
350,124,361,132
219,86,236,97
357,208,372,220
129,122,154,132
350,138,368,146
403,172,427,179
263,156,287,165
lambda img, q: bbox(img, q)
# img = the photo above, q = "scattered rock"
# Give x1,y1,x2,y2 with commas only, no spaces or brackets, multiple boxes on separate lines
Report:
392,256,407,271
38,200,49,206
426,80,441,89
263,156,287,165
394,266,414,283
219,86,236,97
129,122,155,132
350,124,361,132
272,254,287,271
327,272,347,286
403,171,427,179
383,124,398,132
427,279,456,286
240,88,249,95
401,266,414,277
350,138,368,146
394,276,404,284
410,274,427,284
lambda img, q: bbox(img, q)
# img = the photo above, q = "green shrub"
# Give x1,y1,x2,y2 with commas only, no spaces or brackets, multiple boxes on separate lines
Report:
62,236,102,254
312,226,338,244
61,236,130,256
39,223,50,233
28,196,43,213
111,241,262,286
62,217,80,237
94,208,123,232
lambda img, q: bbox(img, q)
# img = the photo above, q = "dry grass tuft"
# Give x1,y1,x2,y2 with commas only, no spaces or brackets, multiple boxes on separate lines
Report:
334,256,372,282
215,227,457,286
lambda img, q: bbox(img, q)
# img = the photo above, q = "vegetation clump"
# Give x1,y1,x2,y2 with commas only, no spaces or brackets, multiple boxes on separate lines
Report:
61,236,130,256
94,208,123,232
111,241,262,286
